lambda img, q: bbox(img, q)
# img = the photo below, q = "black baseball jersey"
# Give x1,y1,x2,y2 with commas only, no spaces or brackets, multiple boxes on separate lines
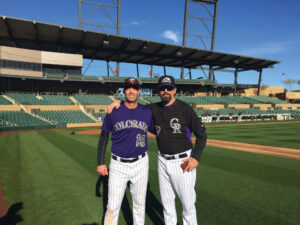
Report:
148,99,207,159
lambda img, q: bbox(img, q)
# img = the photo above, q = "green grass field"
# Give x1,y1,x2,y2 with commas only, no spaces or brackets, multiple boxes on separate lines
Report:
0,123,299,225
206,122,300,149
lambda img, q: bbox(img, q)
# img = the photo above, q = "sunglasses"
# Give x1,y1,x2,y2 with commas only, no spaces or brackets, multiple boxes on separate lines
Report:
158,86,174,92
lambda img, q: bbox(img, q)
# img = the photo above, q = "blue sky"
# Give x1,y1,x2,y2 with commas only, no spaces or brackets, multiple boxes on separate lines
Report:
1,0,300,90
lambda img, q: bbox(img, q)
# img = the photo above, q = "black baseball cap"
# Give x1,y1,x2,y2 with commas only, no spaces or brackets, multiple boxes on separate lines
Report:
124,77,141,89
157,75,176,88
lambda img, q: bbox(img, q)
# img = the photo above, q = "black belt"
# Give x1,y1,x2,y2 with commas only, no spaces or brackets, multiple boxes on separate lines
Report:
161,153,188,160
112,153,146,163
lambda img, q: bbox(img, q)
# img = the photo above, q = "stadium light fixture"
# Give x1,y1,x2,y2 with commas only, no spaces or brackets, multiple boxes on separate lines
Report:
103,40,110,47
176,51,183,57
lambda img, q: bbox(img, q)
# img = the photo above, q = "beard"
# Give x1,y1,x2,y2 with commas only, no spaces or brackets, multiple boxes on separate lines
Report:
160,94,171,105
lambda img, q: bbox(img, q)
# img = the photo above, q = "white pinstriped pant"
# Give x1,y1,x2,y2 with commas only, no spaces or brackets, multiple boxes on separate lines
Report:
104,154,148,225
158,150,197,225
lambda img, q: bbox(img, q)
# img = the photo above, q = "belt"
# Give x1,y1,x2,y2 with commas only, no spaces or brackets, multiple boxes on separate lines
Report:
160,152,188,160
112,153,146,163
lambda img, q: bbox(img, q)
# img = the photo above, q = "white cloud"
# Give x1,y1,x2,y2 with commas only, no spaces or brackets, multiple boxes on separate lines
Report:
131,21,139,25
162,30,180,43
234,41,293,56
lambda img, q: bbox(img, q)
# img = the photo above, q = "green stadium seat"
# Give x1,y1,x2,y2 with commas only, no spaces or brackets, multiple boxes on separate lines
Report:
35,110,95,124
73,94,113,105
0,95,13,105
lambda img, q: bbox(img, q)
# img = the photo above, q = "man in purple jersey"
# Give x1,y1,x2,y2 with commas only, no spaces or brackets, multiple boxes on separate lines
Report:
108,75,207,225
97,78,154,225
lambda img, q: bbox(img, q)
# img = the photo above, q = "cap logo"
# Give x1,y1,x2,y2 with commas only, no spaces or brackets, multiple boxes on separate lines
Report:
128,78,136,84
162,77,171,84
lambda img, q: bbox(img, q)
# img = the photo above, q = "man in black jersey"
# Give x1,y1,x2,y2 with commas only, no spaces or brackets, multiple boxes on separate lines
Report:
108,75,207,225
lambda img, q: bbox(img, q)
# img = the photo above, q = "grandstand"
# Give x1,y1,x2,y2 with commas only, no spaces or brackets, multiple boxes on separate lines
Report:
0,16,299,131
1,91,299,131
73,94,113,105
5,93,74,105
0,110,50,127
0,95,12,105
35,110,95,124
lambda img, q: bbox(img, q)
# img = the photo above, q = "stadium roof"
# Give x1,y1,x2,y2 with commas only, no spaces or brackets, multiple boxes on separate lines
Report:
0,16,279,71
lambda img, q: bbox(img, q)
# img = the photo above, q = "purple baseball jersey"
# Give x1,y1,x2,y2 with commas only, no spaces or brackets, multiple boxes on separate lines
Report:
101,103,154,158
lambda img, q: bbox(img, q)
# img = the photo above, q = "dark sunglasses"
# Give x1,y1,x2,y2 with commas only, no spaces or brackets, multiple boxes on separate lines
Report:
158,86,174,92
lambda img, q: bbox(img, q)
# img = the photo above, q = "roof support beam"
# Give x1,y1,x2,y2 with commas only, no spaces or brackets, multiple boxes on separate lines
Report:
136,63,139,79
136,44,166,64
75,30,87,53
3,17,18,47
165,49,198,66
234,68,238,96
33,22,41,50
106,38,130,61
121,41,148,62
150,47,182,65
257,69,263,96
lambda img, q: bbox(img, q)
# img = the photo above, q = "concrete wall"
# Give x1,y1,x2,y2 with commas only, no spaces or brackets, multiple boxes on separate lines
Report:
24,105,80,111
0,68,42,77
0,105,21,111
242,86,285,96
0,46,41,63
66,123,101,128
84,105,107,113
41,51,82,67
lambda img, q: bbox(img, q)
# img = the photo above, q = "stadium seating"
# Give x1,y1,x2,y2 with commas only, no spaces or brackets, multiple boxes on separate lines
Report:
0,95,12,105
175,79,215,84
6,93,74,105
73,94,113,105
101,76,131,82
41,94,74,105
92,112,106,121
6,93,42,105
140,78,159,82
244,96,288,104
35,110,95,124
0,111,50,126
67,74,82,80
143,96,161,103
84,76,98,81
45,73,64,79
115,96,148,105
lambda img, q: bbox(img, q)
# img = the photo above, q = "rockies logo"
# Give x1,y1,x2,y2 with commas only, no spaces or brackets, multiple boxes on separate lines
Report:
155,126,161,135
170,118,181,134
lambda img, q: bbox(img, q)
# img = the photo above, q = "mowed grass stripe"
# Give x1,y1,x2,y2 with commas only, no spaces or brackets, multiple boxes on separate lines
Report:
0,133,22,201
206,122,300,149
38,130,165,225
198,146,300,225
1,131,103,225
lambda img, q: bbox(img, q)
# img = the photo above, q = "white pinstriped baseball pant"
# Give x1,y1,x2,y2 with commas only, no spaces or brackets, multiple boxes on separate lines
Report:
104,154,149,225
158,150,197,225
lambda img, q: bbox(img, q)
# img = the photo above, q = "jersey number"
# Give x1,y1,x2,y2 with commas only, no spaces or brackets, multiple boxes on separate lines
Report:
136,134,146,147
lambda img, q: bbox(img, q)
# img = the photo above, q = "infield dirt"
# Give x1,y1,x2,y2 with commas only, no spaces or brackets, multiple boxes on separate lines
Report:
77,128,300,160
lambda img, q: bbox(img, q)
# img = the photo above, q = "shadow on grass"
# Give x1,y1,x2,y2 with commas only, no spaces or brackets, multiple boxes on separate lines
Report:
0,202,23,225
91,177,165,225
93,175,133,225
145,183,164,225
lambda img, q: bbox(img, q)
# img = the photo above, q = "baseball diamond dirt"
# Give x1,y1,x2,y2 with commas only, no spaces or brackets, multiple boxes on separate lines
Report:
76,126,300,160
